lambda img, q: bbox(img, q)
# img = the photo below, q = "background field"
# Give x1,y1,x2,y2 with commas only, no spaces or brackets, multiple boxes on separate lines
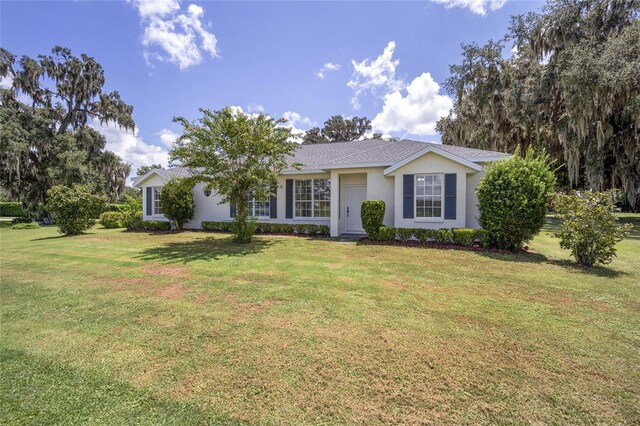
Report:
1,218,639,425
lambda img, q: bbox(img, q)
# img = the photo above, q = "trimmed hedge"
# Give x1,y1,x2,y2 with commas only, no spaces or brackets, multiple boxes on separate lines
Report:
361,200,386,239
371,226,489,247
202,221,330,237
103,203,129,214
11,216,33,225
12,222,40,230
0,202,24,217
99,212,125,229
140,220,171,231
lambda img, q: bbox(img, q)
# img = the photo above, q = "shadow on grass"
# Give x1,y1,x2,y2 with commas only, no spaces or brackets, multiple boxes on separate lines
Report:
477,251,627,278
30,231,95,241
135,235,276,264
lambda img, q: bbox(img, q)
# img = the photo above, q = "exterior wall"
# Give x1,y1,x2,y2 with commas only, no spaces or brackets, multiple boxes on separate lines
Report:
465,166,486,229
141,174,170,222
184,172,333,229
138,159,484,232
391,152,476,229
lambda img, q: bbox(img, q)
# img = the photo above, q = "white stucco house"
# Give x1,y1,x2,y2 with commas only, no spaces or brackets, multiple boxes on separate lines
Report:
133,139,507,237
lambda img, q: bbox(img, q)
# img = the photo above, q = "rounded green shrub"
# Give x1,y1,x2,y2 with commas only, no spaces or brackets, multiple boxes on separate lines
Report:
554,191,632,266
451,228,475,246
397,228,414,242
159,178,195,230
435,228,453,244
361,200,386,240
477,148,556,250
47,185,105,235
99,212,124,228
377,226,397,241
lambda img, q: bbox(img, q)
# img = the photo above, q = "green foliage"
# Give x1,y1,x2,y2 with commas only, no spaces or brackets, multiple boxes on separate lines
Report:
397,228,414,242
159,178,194,230
361,200,385,240
302,115,372,144
171,107,299,243
11,222,40,230
47,185,105,235
136,164,162,177
451,228,475,246
99,212,124,229
104,203,128,214
435,228,453,244
11,216,33,225
414,228,437,242
140,221,171,232
437,1,640,209
202,221,330,237
0,47,134,209
477,148,556,250
472,229,490,247
0,202,24,216
377,226,397,241
124,211,144,230
554,191,632,267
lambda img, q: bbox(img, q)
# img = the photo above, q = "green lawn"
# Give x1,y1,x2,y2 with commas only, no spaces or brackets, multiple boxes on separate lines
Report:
1,219,639,425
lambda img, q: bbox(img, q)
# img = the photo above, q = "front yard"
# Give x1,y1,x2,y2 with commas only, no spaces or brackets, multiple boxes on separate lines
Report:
1,219,639,424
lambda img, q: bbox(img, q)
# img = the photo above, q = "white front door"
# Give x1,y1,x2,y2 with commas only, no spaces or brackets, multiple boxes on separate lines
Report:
346,185,367,233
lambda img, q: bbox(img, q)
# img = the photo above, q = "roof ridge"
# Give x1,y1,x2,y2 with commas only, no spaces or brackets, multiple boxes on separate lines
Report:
323,139,404,164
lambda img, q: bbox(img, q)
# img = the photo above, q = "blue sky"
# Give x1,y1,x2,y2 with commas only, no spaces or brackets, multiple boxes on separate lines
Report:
1,0,542,174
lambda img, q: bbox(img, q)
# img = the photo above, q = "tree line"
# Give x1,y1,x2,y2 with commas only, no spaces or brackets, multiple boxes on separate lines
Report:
436,0,640,210
0,46,135,211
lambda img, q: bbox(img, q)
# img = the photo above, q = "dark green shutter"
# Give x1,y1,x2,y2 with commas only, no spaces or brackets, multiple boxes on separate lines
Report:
444,173,457,220
270,184,277,219
230,202,236,217
146,187,152,215
285,179,293,219
403,174,414,219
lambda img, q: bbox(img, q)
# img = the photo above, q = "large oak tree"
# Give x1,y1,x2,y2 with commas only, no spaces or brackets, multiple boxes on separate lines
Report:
437,0,640,210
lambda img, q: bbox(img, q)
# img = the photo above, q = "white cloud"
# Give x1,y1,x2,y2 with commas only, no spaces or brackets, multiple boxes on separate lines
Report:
348,41,404,110
430,0,507,15
0,75,13,88
157,128,180,148
371,72,453,137
247,103,265,114
131,0,219,70
91,122,169,177
316,62,341,79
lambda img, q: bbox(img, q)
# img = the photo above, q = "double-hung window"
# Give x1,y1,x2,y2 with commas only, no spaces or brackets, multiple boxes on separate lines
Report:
415,174,442,219
248,190,270,218
295,179,330,218
152,186,163,215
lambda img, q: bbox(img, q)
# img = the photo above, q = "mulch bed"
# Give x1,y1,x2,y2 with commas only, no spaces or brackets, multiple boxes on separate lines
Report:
359,238,530,254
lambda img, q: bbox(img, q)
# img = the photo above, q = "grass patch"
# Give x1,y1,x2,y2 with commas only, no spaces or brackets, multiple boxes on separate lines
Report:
1,217,639,424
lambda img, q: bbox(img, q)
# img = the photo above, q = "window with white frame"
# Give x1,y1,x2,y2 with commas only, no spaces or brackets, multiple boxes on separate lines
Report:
152,186,163,215
248,191,270,218
295,179,330,218
415,174,442,218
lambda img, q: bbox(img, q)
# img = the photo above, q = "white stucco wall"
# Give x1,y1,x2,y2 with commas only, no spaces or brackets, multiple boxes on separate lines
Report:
141,174,171,223
390,152,479,229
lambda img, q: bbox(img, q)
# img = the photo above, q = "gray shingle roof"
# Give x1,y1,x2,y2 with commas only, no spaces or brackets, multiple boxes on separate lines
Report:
286,139,507,171
141,139,507,180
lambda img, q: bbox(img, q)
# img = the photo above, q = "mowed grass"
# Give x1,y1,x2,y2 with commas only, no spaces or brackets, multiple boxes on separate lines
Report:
1,219,639,425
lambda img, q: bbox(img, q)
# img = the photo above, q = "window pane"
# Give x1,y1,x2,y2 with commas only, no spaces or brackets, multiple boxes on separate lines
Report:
312,179,331,217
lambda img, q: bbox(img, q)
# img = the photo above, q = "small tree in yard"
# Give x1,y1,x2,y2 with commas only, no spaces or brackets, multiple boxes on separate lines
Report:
477,147,556,250
159,178,194,230
47,184,104,235
171,107,298,243
554,191,632,267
